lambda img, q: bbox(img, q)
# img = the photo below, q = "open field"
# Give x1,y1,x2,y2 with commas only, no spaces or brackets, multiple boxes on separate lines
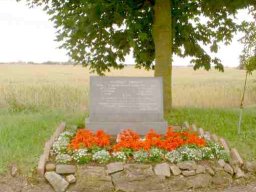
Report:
0,64,255,111
0,64,255,174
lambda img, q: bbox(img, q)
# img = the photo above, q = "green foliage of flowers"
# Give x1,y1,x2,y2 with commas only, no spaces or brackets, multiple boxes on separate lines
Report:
149,147,165,162
55,153,73,164
52,131,76,164
165,150,183,163
165,142,230,163
207,141,229,161
121,148,134,157
133,150,149,163
52,131,75,155
179,146,203,161
112,151,127,162
73,148,92,164
51,129,230,165
92,150,111,164
201,147,215,160
90,146,104,154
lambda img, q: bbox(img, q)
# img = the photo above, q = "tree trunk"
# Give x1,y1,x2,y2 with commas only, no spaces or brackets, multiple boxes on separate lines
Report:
152,0,172,116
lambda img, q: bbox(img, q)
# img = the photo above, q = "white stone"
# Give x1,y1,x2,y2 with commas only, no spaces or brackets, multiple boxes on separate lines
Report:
196,165,206,174
224,164,234,175
177,161,197,170
107,162,124,174
66,174,76,184
219,138,230,153
198,128,204,137
205,166,215,176
45,171,69,192
154,163,171,177
56,164,76,174
10,165,18,177
182,170,196,176
217,159,226,168
170,164,181,176
230,148,243,166
234,167,245,179
45,163,56,172
182,121,190,129
243,161,256,173
191,124,197,132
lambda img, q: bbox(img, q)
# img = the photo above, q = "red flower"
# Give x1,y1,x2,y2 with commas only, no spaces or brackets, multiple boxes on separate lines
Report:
68,129,110,150
112,128,206,152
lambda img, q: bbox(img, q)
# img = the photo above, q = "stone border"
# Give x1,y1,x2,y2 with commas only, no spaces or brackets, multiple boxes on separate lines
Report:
37,122,66,177
42,122,256,192
183,122,244,167
44,160,256,192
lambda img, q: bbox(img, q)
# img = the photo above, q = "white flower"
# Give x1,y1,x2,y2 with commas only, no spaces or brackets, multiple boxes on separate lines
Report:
165,150,182,163
73,148,91,164
92,150,111,164
55,153,72,164
112,151,127,161
133,150,148,162
52,131,75,155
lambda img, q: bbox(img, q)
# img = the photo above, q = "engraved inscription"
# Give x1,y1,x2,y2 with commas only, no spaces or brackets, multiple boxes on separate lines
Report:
93,79,161,113
86,76,167,133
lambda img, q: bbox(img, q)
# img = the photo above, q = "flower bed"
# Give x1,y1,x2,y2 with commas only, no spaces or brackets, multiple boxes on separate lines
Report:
51,127,229,165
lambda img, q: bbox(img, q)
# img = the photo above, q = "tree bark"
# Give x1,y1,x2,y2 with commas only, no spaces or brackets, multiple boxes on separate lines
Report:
152,0,172,115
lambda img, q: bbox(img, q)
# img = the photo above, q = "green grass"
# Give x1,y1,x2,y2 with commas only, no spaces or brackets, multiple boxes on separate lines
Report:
0,107,255,174
0,109,85,174
167,107,256,161
0,65,255,175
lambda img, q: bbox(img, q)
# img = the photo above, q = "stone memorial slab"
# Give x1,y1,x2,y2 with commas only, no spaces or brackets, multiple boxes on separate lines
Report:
86,76,168,134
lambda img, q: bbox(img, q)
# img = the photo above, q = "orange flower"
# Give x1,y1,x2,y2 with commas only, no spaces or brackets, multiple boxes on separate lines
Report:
95,130,110,147
112,128,206,152
68,129,110,150
68,128,206,152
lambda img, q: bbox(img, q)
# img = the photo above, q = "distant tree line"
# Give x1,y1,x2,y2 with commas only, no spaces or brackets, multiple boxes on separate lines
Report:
0,61,74,65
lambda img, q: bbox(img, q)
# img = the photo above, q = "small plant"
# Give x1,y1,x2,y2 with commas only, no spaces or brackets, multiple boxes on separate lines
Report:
55,153,73,164
121,148,134,157
112,151,127,162
165,150,182,163
92,150,111,164
149,147,165,162
216,150,229,162
52,133,72,155
179,146,203,161
73,148,92,164
59,131,75,139
90,146,104,154
201,147,215,160
133,150,149,163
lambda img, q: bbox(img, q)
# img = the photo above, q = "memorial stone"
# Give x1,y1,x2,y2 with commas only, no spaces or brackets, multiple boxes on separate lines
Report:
86,76,168,134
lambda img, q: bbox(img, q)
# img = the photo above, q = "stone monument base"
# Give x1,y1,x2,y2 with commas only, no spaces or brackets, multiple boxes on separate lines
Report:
86,120,168,135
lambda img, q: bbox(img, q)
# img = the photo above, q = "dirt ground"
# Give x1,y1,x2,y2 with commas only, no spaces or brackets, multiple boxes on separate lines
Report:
0,174,256,192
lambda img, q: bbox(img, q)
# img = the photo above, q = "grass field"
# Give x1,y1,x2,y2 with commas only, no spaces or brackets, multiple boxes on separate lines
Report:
0,64,255,174
0,64,256,111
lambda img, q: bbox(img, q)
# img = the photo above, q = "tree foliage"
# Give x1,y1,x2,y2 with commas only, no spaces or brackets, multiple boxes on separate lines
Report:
22,0,256,75
239,11,256,73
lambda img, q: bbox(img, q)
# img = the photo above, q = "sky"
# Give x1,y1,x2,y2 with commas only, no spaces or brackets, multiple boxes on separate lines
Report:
0,0,253,67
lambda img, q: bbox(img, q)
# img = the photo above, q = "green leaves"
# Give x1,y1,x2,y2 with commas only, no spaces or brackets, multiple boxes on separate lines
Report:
239,18,256,72
245,56,256,74
21,0,255,74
